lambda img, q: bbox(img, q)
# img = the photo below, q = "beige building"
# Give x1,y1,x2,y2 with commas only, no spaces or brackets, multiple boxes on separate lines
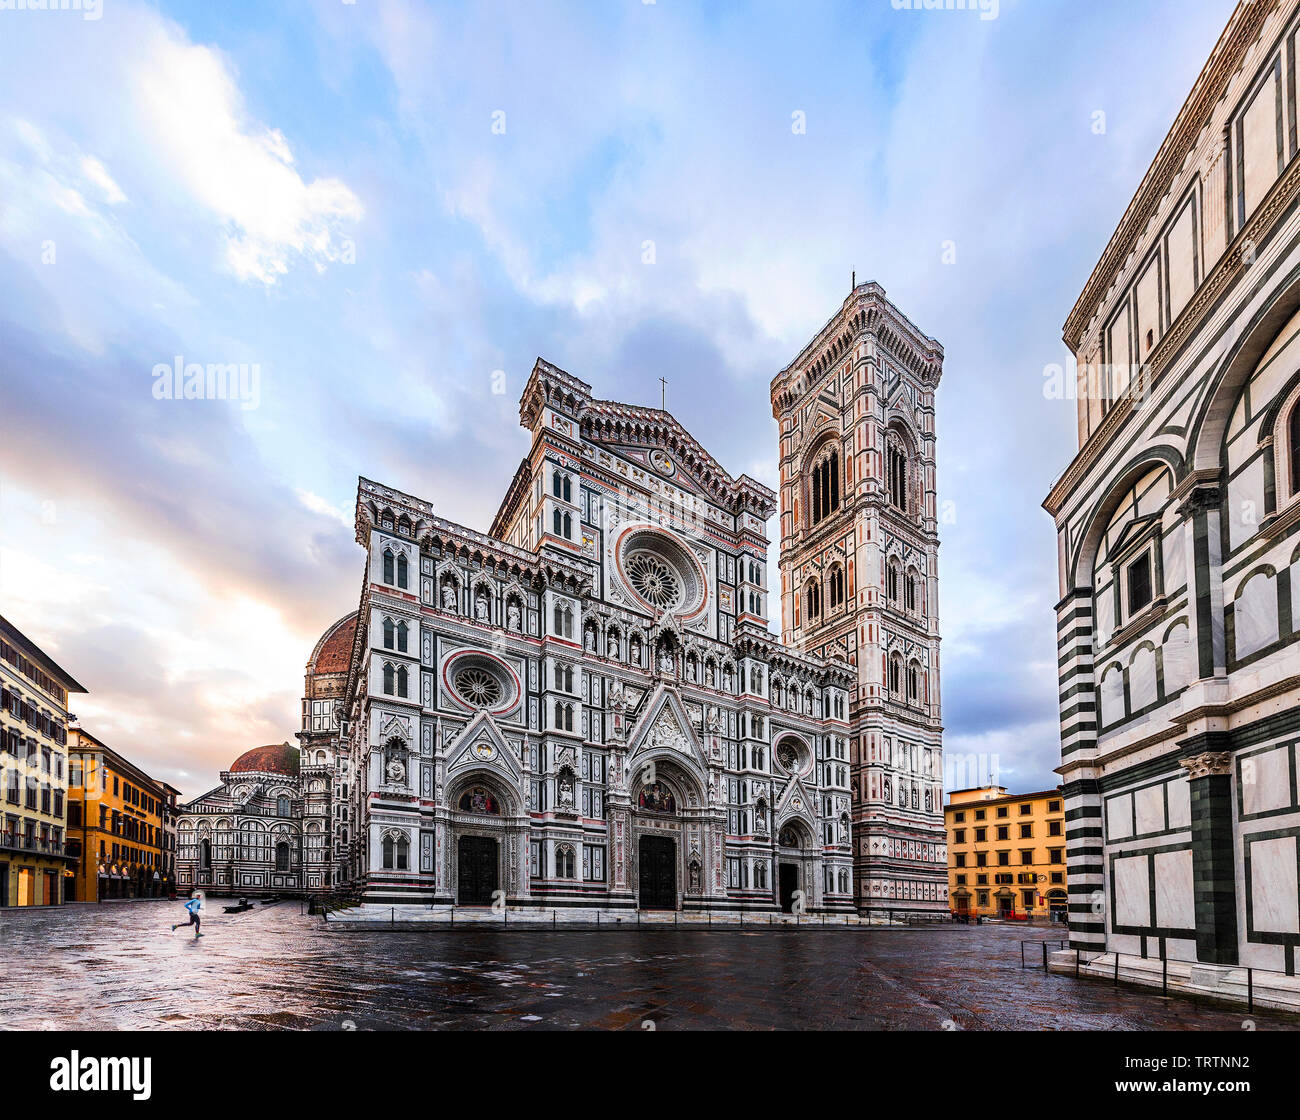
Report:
946,786,1067,920
0,615,86,906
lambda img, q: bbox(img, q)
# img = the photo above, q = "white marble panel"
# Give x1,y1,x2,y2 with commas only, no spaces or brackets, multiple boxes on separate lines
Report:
1114,854,1150,927
1134,784,1165,835
1106,793,1134,840
1153,848,1194,929
1166,778,1191,830
1248,835,1299,935
1240,747,1292,816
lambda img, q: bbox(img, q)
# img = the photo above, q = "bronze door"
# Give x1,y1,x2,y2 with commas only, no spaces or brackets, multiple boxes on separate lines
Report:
638,835,676,910
457,836,498,905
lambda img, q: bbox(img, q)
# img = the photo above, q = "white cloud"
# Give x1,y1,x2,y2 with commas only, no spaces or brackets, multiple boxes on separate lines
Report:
80,155,126,205
131,19,363,284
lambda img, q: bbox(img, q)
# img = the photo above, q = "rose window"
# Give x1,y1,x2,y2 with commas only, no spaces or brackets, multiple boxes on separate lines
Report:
626,550,682,609
617,528,704,616
453,665,503,707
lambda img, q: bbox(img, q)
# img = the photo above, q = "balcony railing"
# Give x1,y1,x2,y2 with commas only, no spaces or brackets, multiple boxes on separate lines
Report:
0,832,65,856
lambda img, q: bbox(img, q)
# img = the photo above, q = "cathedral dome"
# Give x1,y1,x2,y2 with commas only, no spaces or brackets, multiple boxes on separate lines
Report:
229,742,300,777
308,612,358,676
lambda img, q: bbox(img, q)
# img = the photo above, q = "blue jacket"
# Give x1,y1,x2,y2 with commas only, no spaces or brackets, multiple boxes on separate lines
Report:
184,897,201,915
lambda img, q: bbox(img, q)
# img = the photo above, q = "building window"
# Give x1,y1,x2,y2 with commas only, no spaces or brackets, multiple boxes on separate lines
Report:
805,579,821,620
887,439,910,513
1127,552,1153,615
809,447,840,527
829,565,845,609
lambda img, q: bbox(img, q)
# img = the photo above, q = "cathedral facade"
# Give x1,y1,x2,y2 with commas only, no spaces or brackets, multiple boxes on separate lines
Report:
334,285,946,913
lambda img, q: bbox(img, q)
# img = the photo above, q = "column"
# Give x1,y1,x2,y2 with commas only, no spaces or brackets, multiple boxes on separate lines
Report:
1179,745,1239,965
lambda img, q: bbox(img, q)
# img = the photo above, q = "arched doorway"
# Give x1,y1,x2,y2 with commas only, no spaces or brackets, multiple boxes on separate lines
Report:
1047,888,1068,923
629,758,703,912
452,782,507,906
777,820,813,913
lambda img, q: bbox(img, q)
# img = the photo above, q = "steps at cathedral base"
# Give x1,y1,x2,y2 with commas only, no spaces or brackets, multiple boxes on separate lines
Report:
323,904,916,928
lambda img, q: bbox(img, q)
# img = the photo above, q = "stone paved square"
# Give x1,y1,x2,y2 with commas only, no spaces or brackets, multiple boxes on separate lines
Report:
4,901,1299,1030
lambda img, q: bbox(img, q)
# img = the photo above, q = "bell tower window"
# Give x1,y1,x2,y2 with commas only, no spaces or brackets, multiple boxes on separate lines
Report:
808,446,840,528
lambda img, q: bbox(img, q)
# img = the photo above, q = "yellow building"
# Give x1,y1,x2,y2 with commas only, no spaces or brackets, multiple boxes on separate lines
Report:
67,726,172,901
0,615,86,907
946,786,1067,921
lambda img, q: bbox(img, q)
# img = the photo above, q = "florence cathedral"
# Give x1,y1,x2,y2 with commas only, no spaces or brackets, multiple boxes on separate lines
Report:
178,282,948,914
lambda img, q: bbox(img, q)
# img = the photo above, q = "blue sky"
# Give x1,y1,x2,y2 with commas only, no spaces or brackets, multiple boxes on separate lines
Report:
0,0,1235,798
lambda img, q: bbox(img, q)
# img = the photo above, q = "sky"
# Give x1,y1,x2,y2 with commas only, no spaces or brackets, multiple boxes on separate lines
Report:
0,0,1237,800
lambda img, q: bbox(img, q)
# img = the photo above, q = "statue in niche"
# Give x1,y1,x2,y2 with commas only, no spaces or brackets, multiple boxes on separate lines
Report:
558,772,575,809
507,600,522,631
659,648,674,674
386,757,406,784
585,627,596,652
474,592,490,622
441,582,457,610
689,861,701,892
705,662,716,687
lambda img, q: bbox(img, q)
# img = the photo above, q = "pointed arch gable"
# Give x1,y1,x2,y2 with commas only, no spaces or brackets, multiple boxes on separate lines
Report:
444,709,524,787
1067,447,1185,586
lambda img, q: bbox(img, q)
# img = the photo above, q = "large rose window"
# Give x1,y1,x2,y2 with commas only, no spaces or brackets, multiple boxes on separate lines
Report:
617,528,704,616
453,665,502,707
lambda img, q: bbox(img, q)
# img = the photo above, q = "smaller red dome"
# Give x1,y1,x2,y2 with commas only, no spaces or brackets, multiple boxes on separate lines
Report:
229,742,299,777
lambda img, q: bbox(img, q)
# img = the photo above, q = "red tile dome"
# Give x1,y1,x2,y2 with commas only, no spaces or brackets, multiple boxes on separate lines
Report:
308,612,358,676
229,742,300,777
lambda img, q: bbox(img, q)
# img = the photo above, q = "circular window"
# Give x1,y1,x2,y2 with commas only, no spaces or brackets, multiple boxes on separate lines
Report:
616,528,705,616
444,651,518,712
626,550,682,610
453,665,502,707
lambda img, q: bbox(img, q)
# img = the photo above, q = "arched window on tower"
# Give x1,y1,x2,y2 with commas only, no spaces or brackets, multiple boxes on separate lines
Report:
395,553,409,589
829,564,845,609
905,570,919,613
383,618,395,649
809,445,840,528
886,560,900,603
383,549,394,584
805,579,821,620
887,437,910,514
888,653,902,695
396,620,408,652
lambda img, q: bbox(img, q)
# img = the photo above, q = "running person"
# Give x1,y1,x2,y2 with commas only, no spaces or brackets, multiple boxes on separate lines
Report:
171,892,203,937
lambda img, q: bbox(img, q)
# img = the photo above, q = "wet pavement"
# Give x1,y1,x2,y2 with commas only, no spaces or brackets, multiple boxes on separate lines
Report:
2,901,1298,1030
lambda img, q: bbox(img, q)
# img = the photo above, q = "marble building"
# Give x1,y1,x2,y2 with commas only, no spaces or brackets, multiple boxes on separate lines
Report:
336,286,946,913
1044,0,1300,992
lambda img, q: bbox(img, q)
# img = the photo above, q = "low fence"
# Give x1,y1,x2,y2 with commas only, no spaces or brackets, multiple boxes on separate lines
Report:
1020,941,1261,1013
